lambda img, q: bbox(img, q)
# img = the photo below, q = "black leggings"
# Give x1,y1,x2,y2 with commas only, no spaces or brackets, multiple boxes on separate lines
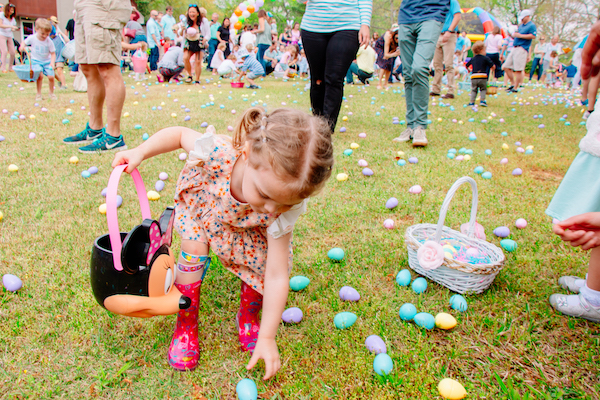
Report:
301,29,359,132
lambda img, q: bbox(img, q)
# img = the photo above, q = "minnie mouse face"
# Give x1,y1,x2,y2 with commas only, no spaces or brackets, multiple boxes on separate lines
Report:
91,207,191,318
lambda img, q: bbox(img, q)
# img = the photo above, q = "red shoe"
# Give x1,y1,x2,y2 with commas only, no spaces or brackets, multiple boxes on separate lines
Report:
168,280,202,371
237,281,263,352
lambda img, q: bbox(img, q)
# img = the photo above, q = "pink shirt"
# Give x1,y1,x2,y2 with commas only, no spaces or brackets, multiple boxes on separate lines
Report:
485,34,503,54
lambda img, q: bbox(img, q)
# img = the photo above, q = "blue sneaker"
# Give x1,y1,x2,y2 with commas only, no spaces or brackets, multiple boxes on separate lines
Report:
63,123,104,144
78,133,127,153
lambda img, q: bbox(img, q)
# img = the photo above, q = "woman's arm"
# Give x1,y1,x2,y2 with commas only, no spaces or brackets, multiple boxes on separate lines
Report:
383,33,398,59
112,126,203,173
217,30,223,43
254,17,265,34
246,232,291,380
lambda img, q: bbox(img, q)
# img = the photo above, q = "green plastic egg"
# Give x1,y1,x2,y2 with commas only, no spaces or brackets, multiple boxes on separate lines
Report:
501,239,518,252
334,312,357,329
289,276,310,291
327,247,345,262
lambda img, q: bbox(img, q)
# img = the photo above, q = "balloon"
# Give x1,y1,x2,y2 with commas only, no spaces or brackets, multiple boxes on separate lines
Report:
230,15,239,23
239,16,245,23
242,10,250,18
256,0,264,6
247,5,255,13
234,21,242,29
239,3,247,11
248,0,256,4
234,8,242,16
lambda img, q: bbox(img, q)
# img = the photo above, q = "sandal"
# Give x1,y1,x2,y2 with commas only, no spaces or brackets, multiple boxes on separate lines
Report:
184,76,193,83
194,80,200,85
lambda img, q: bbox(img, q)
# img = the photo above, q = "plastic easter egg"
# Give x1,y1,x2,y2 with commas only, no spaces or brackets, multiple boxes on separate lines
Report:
460,222,486,239
62,119,70,124
350,143,359,149
396,269,411,287
340,127,347,132
281,307,303,323
328,247,345,262
493,226,510,238
484,149,492,155
0,210,2,221
502,143,509,150
334,312,357,329
289,275,310,291
411,277,427,294
339,286,360,301
515,218,527,229
343,149,353,156
386,197,398,209
200,122,208,128
155,180,165,191
362,168,373,176
358,159,368,167
512,168,523,176
414,312,435,329
500,158,509,165
474,166,484,174
409,185,422,194
501,239,518,252
463,155,471,161
157,172,168,181
501,131,508,136
358,132,367,138
435,313,457,330
147,190,160,201
184,115,191,121
115,195,123,208
383,219,394,229
134,124,142,130
438,378,467,399
449,294,468,312
365,335,387,354
447,153,455,159
87,166,98,175
408,157,418,164
336,173,348,182
179,152,187,161
397,159,406,166
99,203,107,214
2,274,23,292
69,156,79,164
236,379,258,400
481,172,492,179
373,353,394,376
399,303,417,321
81,171,91,178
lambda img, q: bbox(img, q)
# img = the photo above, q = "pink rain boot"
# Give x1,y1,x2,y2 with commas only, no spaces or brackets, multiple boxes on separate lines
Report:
168,280,202,371
236,281,263,352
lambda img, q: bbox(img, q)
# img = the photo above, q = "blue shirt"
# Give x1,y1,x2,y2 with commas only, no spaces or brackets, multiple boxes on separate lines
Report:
398,0,450,25
565,64,577,78
576,35,588,50
301,0,373,33
241,54,265,75
512,21,536,52
146,18,161,48
210,22,221,39
455,36,465,52
441,0,460,33
162,14,177,40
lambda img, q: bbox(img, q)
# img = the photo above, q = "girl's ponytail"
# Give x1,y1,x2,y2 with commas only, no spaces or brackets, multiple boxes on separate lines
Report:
232,107,265,149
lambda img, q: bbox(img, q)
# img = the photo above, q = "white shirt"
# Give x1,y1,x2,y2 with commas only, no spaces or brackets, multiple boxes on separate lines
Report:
544,43,562,61
485,34,503,54
239,31,256,50
217,59,236,75
0,15,16,38
24,34,55,63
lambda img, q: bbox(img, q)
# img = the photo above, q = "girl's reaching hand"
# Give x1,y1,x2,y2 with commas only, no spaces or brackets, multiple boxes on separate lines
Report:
246,337,281,380
112,149,145,173
553,212,600,250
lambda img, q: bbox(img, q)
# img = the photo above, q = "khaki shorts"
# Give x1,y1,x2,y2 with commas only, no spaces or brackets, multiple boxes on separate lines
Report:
74,0,131,65
502,46,528,72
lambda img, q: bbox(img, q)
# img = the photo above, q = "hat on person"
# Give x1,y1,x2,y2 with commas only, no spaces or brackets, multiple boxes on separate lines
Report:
391,23,399,32
50,16,59,24
238,48,249,58
518,10,532,22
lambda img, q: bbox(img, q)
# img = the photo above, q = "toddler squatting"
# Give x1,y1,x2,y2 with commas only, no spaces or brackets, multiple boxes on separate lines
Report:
113,107,334,379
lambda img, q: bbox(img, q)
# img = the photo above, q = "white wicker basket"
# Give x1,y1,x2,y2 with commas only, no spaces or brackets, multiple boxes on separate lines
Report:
405,176,505,294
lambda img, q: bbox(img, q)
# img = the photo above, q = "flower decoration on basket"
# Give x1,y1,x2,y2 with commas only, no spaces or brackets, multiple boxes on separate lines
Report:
417,241,445,270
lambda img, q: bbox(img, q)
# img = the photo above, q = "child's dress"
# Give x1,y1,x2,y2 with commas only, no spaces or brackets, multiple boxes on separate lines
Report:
546,110,600,221
174,131,307,294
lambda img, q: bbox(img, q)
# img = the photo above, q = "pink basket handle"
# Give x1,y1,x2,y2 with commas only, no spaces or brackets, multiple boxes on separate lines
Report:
106,164,151,271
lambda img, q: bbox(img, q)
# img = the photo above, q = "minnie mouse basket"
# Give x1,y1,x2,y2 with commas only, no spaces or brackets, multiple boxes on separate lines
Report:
404,176,505,294
90,164,191,318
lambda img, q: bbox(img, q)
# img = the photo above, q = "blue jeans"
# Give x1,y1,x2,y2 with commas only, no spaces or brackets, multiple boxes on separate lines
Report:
399,20,443,129
345,62,372,84
131,35,147,45
257,44,269,69
529,56,543,80
207,38,219,69
149,46,159,71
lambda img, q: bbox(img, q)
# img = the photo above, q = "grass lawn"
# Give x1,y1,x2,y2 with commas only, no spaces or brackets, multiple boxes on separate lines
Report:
0,70,597,399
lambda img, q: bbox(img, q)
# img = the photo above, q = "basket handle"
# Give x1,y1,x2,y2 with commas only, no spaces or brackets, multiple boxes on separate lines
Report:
434,176,478,243
106,164,151,271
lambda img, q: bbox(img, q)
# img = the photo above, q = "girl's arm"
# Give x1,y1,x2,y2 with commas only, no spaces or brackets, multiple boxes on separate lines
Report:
383,33,393,59
246,232,291,380
112,126,203,173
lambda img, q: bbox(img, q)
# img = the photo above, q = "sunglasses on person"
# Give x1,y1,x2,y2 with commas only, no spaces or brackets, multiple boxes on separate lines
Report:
189,4,198,7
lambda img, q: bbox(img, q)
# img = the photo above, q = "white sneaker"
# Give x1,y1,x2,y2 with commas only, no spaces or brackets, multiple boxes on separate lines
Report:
583,110,591,120
411,126,428,147
549,293,600,323
393,127,413,142
558,276,584,293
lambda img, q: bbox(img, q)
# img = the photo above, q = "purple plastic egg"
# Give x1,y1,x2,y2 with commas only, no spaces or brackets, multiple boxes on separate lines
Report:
512,168,523,176
88,166,99,175
184,115,191,121
281,307,303,323
200,122,208,127
339,286,360,301
493,226,510,238
340,127,346,132
365,335,387,354
155,180,165,191
408,157,418,164
362,168,374,176
385,197,398,209
116,195,123,208
515,142,521,146
2,274,22,292
538,124,545,128
101,187,108,197
0,135,5,142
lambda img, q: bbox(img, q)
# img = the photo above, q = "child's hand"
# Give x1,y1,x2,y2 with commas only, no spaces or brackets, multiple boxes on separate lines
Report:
553,213,600,250
246,337,281,380
112,149,145,173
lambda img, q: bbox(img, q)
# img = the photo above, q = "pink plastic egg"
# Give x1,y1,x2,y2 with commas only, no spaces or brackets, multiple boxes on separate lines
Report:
515,218,527,229
500,158,508,165
383,219,394,229
358,159,368,167
358,132,367,138
409,185,422,194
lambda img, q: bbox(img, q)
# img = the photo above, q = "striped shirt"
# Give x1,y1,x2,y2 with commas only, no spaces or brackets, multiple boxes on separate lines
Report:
241,54,265,76
300,0,372,33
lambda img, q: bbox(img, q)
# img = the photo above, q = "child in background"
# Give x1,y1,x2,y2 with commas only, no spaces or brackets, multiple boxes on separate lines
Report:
546,50,559,87
217,53,238,78
112,107,334,377
454,50,467,81
466,41,494,107
548,110,600,323
162,37,172,53
19,18,56,101
297,49,308,78
210,42,226,75
157,44,184,83
237,47,264,89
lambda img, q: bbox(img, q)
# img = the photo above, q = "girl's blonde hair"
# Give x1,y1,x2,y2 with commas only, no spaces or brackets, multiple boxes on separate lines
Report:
217,42,226,51
233,107,334,198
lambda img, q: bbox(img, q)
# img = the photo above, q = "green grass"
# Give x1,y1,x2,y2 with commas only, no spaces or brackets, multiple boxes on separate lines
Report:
0,71,597,399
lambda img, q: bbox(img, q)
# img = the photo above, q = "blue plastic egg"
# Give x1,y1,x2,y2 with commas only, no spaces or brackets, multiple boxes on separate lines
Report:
62,119,70,124
373,353,394,376
327,247,345,262
501,239,518,252
396,269,411,287
501,131,508,136
236,379,257,400
343,149,353,156
458,148,466,154
484,149,492,155
448,148,457,154
142,133,149,140
411,277,427,294
397,159,406,166
474,166,484,174
399,303,417,321
482,172,492,179
414,312,435,329
334,312,357,329
450,294,468,312
289,276,310,291
81,171,91,178
134,124,142,130
468,118,475,122
447,153,455,159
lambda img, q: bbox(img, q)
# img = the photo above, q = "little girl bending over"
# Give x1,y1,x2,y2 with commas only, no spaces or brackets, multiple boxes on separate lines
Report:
112,107,334,379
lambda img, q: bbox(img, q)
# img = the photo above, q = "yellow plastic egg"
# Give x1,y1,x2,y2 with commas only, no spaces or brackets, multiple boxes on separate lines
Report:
8,164,18,172
98,203,107,214
171,113,177,118
69,156,79,164
502,143,509,150
344,105,349,108
442,244,456,254
526,145,534,150
463,155,471,161
336,173,348,181
160,102,165,106
397,151,405,157
123,112,130,117
0,210,3,221
444,251,454,260
29,114,35,119
133,101,138,105
342,116,348,121
458,120,463,125
437,118,442,122
438,378,467,399
266,95,270,98
435,313,457,330
350,143,359,149
147,190,161,200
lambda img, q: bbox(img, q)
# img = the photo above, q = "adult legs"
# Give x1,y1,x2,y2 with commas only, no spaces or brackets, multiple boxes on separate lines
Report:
194,50,204,81
431,37,444,95
346,62,358,84
399,24,418,128
443,34,457,95
183,50,193,79
80,64,105,131
55,64,66,87
257,43,269,69
504,68,514,87
149,46,159,71
81,63,125,137
207,38,218,69
514,70,524,89
301,30,331,123
0,36,15,72
529,57,540,80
